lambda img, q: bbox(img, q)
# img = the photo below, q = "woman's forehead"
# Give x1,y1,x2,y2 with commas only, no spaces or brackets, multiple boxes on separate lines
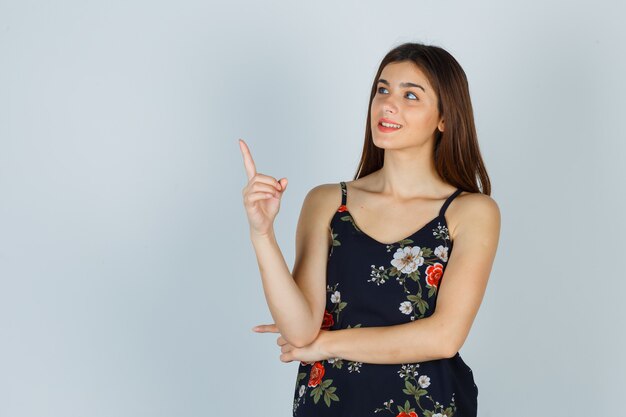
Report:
379,62,434,92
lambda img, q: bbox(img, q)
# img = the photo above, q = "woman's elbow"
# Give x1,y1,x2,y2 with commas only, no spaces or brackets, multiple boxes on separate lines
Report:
287,327,320,348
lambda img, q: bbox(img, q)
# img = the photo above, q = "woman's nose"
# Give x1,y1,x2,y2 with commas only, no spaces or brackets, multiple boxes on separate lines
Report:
383,102,398,113
381,96,399,113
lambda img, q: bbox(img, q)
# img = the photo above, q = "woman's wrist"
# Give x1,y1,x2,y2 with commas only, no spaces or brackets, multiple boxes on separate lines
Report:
249,227,276,242
316,329,336,360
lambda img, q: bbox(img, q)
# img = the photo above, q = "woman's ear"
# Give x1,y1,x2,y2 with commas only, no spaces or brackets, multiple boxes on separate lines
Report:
438,119,445,133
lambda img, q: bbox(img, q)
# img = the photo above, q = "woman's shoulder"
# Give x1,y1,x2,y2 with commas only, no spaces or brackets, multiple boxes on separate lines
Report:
454,189,499,213
301,181,346,220
305,181,344,201
448,190,501,241
312,177,372,204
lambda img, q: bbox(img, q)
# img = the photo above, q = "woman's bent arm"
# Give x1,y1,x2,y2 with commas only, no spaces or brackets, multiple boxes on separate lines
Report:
250,185,334,348
283,193,501,364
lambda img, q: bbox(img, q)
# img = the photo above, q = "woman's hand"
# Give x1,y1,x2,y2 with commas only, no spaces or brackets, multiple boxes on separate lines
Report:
238,138,288,237
252,323,332,363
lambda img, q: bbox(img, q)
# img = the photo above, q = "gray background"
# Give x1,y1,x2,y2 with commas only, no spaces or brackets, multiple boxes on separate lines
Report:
1,0,625,416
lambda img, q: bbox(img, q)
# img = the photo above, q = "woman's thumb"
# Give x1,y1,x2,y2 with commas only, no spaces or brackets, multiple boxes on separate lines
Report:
279,178,288,191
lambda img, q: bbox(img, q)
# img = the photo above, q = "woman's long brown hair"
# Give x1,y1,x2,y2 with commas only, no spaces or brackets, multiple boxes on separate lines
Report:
354,42,491,195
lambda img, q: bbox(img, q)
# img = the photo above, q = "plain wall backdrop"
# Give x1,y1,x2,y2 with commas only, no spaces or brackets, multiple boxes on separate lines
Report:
1,0,625,416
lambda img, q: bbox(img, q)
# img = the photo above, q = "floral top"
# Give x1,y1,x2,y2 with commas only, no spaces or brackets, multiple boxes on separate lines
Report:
292,182,478,417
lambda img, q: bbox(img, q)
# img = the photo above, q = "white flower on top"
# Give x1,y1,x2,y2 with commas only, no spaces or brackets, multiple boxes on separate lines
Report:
330,291,341,304
399,301,413,315
391,246,424,274
434,245,449,262
418,374,431,388
299,385,306,397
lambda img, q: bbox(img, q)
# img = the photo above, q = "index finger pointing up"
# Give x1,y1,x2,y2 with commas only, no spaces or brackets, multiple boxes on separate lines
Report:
238,139,257,180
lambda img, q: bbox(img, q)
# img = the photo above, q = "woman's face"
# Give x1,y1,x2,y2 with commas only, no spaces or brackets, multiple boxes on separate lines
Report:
370,61,444,150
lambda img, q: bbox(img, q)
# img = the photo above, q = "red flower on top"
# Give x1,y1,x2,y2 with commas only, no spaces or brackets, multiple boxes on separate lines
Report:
321,310,334,329
425,263,444,288
396,412,418,417
308,362,325,387
337,204,348,212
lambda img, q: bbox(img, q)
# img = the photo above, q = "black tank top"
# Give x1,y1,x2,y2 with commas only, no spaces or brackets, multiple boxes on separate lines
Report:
292,181,478,417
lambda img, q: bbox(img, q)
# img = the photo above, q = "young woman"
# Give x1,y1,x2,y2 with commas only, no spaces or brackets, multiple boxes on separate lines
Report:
239,42,500,417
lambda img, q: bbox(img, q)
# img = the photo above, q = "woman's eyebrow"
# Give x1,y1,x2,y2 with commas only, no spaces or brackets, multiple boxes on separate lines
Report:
377,78,426,92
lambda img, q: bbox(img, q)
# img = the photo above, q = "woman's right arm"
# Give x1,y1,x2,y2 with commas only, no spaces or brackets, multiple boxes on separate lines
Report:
249,185,333,348
239,138,332,348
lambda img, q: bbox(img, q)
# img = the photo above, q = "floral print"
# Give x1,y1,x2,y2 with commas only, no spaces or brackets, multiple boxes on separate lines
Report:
371,359,458,417
292,182,476,417
362,238,449,322
293,282,364,414
391,246,425,274
425,263,444,288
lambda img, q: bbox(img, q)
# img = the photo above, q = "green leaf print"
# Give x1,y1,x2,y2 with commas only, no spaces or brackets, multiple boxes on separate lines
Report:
312,387,322,404
403,380,417,395
417,299,428,315
340,214,362,233
415,389,428,397
428,285,436,298
324,392,331,407
310,379,340,407
396,399,416,414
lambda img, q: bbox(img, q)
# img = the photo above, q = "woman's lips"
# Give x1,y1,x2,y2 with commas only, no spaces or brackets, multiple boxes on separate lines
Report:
377,122,402,133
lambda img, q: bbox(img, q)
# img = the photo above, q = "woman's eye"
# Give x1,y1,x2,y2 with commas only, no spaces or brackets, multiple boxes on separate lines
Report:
377,87,418,100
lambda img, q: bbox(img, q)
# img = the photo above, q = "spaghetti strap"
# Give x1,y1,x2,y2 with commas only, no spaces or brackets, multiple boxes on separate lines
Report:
339,181,347,206
439,188,463,217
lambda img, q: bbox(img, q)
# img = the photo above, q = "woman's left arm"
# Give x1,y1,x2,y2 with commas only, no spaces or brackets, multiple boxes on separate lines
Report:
255,194,501,365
